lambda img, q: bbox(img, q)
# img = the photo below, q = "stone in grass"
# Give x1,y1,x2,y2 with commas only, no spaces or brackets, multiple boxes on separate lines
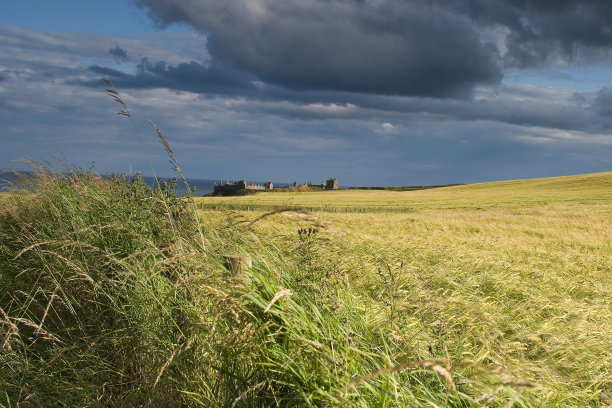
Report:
223,254,252,273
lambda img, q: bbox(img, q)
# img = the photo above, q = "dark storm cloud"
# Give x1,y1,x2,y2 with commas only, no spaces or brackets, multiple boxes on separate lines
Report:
135,0,502,98
443,0,612,67
5,13,598,136
83,58,256,94
134,0,612,96
108,45,128,61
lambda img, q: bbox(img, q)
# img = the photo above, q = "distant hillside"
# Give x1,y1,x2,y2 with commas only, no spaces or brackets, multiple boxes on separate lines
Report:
447,171,612,192
349,183,464,191
427,171,612,199
195,171,612,212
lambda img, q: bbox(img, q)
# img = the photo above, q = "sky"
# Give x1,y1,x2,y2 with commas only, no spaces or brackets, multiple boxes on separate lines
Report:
1,0,611,186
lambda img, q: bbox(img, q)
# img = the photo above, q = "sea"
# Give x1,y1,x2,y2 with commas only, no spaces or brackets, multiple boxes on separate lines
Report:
137,176,291,196
0,170,289,196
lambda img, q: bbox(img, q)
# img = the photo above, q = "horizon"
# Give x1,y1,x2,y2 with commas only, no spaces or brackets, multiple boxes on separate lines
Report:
2,1,611,185
2,167,610,190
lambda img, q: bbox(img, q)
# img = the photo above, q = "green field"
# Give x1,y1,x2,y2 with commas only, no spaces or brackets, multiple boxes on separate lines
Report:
1,170,610,406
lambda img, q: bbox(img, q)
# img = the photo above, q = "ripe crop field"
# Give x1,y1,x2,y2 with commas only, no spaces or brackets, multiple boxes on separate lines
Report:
196,171,612,405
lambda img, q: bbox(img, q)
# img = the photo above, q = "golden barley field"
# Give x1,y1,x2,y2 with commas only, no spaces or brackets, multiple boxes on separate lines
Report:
195,171,612,405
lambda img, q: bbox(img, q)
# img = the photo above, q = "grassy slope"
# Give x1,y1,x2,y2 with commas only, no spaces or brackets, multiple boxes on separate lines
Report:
198,171,612,405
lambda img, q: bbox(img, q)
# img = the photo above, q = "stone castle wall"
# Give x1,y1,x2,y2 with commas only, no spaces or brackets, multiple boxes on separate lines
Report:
214,178,336,193
213,180,272,193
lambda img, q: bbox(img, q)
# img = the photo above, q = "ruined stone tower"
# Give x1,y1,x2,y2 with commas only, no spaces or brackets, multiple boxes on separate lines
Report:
325,178,338,190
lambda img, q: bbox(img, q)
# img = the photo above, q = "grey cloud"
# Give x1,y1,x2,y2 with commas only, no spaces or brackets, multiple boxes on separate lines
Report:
135,0,612,88
0,26,252,97
88,65,132,80
109,45,128,61
135,0,502,98
72,53,612,135
0,25,209,67
593,87,612,116
1,25,110,58
214,83,608,135
444,0,612,67
84,58,256,94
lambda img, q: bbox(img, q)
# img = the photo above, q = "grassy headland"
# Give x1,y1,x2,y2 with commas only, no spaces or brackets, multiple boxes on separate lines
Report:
1,168,535,407
1,168,609,406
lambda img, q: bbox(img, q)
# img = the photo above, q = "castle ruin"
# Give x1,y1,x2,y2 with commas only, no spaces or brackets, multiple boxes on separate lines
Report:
213,178,337,194
325,178,338,190
213,180,273,194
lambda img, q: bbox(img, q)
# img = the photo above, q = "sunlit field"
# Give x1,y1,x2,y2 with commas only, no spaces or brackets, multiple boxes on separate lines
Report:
196,171,612,405
2,170,610,406
196,171,611,212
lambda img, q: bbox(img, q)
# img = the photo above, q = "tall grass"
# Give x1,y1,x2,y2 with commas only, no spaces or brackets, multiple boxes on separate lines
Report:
0,166,522,407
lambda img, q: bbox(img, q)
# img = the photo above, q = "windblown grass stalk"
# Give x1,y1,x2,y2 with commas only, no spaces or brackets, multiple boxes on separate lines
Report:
105,80,207,249
149,120,189,194
104,79,159,190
